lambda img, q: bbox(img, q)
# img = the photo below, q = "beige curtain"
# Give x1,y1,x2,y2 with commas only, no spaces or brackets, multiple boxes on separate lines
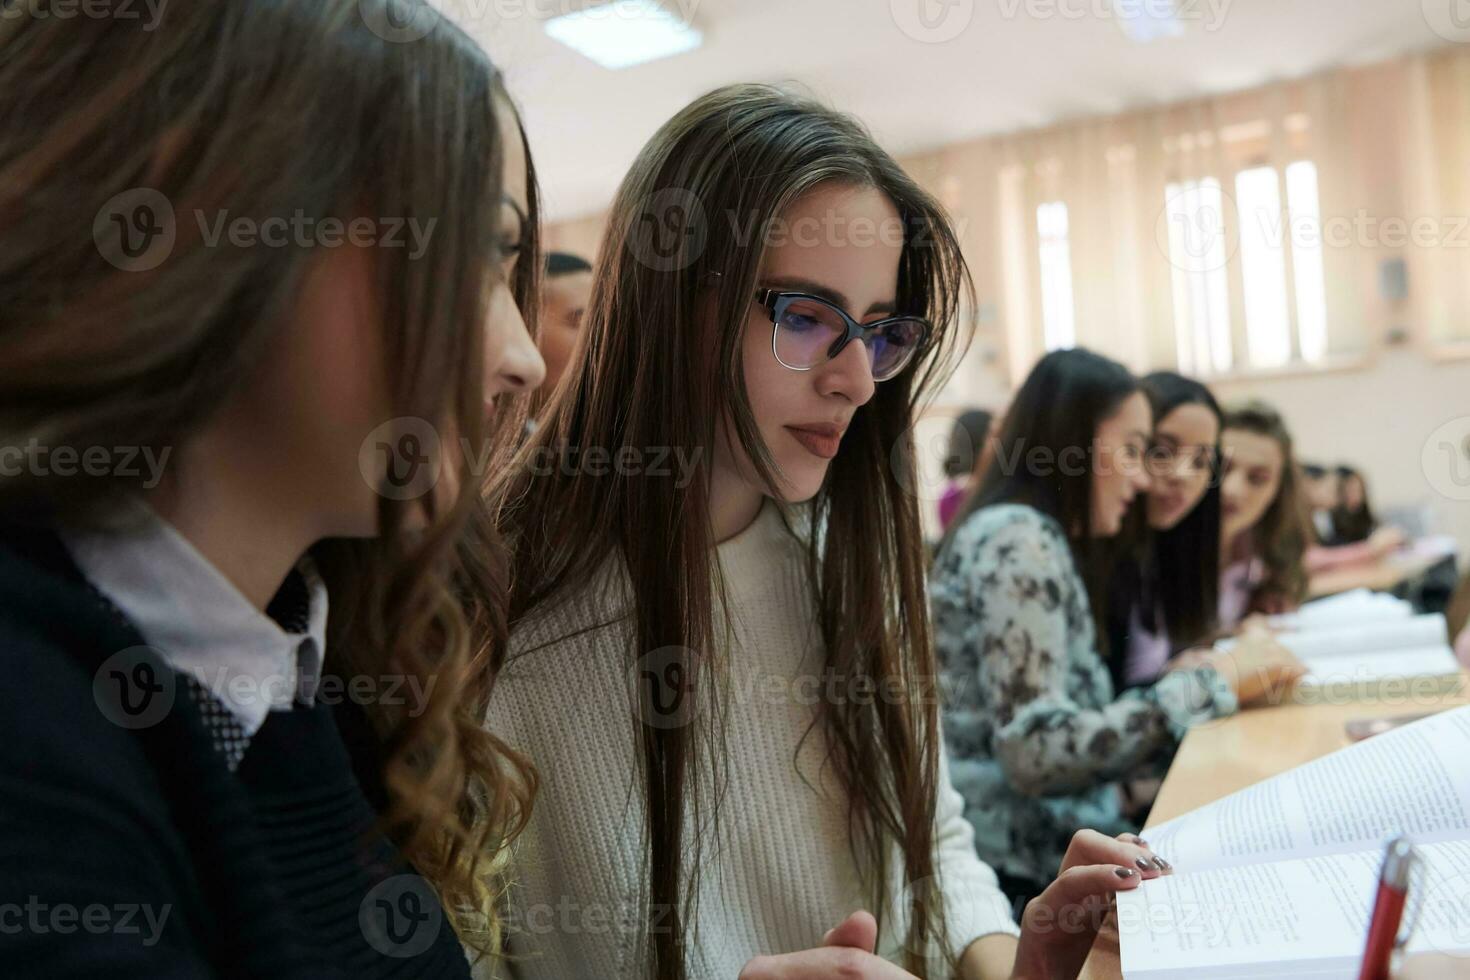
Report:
1406,46,1470,352
971,68,1366,383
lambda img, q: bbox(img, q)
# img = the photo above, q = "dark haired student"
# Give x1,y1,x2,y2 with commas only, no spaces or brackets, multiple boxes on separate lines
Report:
938,408,994,531
1106,372,1225,688
1301,462,1340,545
934,350,1296,908
1332,465,1376,543
1311,464,1405,564
0,3,543,976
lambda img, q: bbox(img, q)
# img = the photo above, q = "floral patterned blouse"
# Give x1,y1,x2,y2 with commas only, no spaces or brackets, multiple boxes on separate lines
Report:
931,504,1237,896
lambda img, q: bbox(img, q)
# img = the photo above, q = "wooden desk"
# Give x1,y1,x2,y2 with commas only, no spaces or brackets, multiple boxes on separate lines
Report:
1080,687,1470,980
1308,550,1449,600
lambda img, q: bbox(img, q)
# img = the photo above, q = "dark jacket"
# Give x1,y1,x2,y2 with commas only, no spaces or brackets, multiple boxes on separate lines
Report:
0,524,471,979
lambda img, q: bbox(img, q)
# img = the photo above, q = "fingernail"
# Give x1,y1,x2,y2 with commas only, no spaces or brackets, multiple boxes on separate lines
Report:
822,929,833,942
1156,857,1173,871
1150,857,1168,871
1115,867,1136,879
1135,857,1152,871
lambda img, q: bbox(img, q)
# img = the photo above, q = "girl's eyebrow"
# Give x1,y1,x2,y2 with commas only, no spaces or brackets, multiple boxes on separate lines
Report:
762,275,897,316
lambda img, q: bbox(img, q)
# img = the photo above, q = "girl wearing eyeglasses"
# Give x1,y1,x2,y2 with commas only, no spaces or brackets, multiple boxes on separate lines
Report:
1106,376,1306,689
1105,372,1228,688
483,85,1169,980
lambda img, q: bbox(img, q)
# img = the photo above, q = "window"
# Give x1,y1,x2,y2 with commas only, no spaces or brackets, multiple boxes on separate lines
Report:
1165,161,1328,375
1236,166,1292,368
1285,161,1328,363
1163,178,1233,375
1236,161,1329,369
1036,201,1077,351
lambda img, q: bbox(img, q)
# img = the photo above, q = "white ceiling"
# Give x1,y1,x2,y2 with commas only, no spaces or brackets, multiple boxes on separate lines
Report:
456,0,1457,222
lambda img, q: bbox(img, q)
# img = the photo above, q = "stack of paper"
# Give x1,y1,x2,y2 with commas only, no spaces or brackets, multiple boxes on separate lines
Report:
1270,589,1414,631
1221,609,1462,697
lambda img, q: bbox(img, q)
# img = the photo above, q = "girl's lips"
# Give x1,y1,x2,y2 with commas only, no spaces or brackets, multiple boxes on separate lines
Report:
786,425,842,459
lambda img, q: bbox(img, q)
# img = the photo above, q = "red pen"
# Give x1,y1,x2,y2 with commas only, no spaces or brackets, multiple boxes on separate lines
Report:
1357,836,1415,980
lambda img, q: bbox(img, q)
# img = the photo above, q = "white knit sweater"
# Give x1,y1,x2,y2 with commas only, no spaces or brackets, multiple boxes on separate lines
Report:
480,501,1018,980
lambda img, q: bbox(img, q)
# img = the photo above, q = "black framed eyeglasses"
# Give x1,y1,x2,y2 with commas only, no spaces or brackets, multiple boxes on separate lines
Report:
1144,441,1219,479
754,289,930,383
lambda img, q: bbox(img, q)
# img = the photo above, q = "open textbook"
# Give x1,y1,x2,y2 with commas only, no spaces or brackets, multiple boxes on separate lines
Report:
1118,706,1470,978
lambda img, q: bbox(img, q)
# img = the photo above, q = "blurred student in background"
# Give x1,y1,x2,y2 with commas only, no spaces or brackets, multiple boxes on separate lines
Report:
1307,474,1405,571
1107,372,1224,690
1331,464,1379,544
938,408,993,531
1301,464,1406,572
0,2,543,975
1221,405,1413,632
1294,457,1402,566
537,251,594,398
1218,401,1315,627
1301,463,1340,544
932,349,1290,911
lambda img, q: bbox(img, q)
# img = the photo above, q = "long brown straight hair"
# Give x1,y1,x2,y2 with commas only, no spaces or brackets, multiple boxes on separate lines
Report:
492,84,973,978
1222,401,1311,612
0,0,534,958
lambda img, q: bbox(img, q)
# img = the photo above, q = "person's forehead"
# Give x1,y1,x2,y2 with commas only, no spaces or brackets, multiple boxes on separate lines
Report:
761,185,902,304
546,272,592,300
1226,431,1281,466
1159,403,1217,433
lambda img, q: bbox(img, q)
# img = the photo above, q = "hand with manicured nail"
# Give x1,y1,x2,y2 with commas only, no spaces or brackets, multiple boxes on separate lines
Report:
737,910,919,980
1009,829,1174,980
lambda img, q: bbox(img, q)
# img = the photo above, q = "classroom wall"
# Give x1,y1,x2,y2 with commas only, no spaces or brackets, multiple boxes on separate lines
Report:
1212,351,1470,552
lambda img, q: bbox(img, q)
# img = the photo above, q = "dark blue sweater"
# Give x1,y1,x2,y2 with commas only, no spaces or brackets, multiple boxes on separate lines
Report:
0,526,473,979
